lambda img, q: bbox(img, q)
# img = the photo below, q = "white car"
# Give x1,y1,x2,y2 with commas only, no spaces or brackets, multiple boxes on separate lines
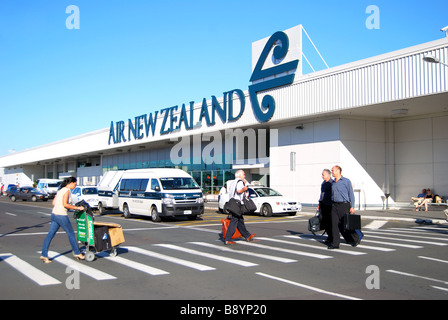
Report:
71,186,99,209
218,185,301,216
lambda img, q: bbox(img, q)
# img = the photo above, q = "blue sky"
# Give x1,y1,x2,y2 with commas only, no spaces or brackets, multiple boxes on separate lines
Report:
0,0,447,156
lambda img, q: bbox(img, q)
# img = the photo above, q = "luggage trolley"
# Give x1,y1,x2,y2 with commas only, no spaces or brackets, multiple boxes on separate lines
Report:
74,201,125,262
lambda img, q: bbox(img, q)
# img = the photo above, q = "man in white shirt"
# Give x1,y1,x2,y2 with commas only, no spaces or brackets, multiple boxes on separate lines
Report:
224,170,255,245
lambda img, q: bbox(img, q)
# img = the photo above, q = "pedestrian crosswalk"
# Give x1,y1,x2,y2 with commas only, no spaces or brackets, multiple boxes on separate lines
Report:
1,226,448,287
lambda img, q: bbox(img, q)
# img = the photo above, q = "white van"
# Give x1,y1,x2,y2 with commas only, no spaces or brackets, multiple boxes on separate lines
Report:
36,179,62,198
118,168,204,222
97,171,125,214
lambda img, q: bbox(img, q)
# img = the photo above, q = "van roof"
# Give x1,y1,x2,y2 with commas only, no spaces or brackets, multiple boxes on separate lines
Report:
37,179,62,183
122,168,192,178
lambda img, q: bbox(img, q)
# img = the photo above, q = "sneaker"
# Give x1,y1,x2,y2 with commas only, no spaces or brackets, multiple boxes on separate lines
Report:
246,234,256,242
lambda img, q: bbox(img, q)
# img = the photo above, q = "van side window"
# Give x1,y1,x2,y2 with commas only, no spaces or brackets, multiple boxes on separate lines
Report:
151,179,160,191
140,179,149,191
121,179,149,192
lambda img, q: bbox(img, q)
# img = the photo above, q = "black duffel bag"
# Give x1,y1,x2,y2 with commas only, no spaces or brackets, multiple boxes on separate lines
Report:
224,198,243,217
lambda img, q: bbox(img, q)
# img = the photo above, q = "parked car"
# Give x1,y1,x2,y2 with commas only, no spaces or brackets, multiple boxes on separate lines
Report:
70,186,99,209
9,186,49,202
218,183,301,216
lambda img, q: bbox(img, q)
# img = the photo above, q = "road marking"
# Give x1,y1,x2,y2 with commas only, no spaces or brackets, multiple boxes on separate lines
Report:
386,270,448,285
280,236,366,255
0,253,61,286
189,242,298,263
360,239,422,249
124,246,215,271
364,230,448,242
96,252,169,276
5,212,17,216
154,244,258,267
45,251,116,280
363,220,388,229
418,256,448,264
361,233,447,246
237,241,333,259
256,272,362,300
431,286,448,292
298,234,396,252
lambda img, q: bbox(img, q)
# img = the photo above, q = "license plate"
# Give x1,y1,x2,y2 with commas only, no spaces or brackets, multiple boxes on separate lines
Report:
291,207,297,210
184,210,192,215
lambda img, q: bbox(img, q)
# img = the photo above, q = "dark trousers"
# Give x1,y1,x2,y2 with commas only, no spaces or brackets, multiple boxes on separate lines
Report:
330,202,360,246
224,215,251,241
319,202,333,240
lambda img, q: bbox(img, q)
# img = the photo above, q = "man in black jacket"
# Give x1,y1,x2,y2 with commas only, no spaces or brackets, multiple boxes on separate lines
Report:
318,169,333,244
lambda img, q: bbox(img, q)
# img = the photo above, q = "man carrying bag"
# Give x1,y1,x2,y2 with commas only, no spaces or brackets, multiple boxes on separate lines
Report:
327,165,363,249
223,170,256,245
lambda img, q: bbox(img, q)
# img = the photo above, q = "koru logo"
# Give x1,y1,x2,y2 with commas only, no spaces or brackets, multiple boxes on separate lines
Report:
249,31,299,123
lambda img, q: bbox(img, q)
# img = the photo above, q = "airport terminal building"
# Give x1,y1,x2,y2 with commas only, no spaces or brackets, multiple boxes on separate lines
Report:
1,26,447,208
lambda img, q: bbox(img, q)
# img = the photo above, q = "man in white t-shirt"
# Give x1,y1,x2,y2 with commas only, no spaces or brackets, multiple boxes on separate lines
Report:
224,170,255,245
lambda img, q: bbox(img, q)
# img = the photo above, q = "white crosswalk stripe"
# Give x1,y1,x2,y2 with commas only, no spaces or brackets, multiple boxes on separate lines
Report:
124,246,216,271
189,241,298,263
0,253,61,286
96,252,169,276
279,236,367,255
154,243,259,267
2,226,448,287
236,240,333,259
295,234,397,251
45,250,117,280
362,230,448,242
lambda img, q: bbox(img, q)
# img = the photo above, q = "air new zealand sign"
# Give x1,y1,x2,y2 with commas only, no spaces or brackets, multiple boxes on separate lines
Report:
108,27,301,145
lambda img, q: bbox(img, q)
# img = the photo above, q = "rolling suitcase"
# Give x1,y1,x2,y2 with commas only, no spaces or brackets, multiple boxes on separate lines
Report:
221,218,243,240
343,214,361,231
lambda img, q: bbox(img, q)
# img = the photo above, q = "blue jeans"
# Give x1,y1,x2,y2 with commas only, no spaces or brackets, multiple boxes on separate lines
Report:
41,214,81,257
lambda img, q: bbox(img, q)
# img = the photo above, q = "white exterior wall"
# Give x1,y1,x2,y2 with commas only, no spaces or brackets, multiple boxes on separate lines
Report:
270,119,389,208
270,114,448,207
394,115,448,201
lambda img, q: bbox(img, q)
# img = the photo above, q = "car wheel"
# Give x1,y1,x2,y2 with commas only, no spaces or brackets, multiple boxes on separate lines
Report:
10,196,16,202
31,196,37,202
260,204,272,217
123,204,131,219
98,202,105,215
151,206,161,222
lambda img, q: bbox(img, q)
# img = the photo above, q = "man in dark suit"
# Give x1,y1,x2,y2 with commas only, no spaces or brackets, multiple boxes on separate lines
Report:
318,169,333,244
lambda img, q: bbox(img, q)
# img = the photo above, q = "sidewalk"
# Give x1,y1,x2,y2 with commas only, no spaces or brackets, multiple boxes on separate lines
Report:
301,207,448,225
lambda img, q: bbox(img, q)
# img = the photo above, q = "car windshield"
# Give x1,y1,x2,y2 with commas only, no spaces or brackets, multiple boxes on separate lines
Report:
48,182,61,188
253,187,283,197
160,178,199,190
82,188,98,195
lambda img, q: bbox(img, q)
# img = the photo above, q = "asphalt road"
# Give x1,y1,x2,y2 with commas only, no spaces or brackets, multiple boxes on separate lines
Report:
1,197,448,305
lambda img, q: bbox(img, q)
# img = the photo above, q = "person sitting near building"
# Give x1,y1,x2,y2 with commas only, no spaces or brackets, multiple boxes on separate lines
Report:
411,188,427,210
415,188,434,212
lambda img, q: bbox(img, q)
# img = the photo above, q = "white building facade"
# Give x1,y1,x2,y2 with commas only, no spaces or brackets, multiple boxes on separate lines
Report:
1,26,447,208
